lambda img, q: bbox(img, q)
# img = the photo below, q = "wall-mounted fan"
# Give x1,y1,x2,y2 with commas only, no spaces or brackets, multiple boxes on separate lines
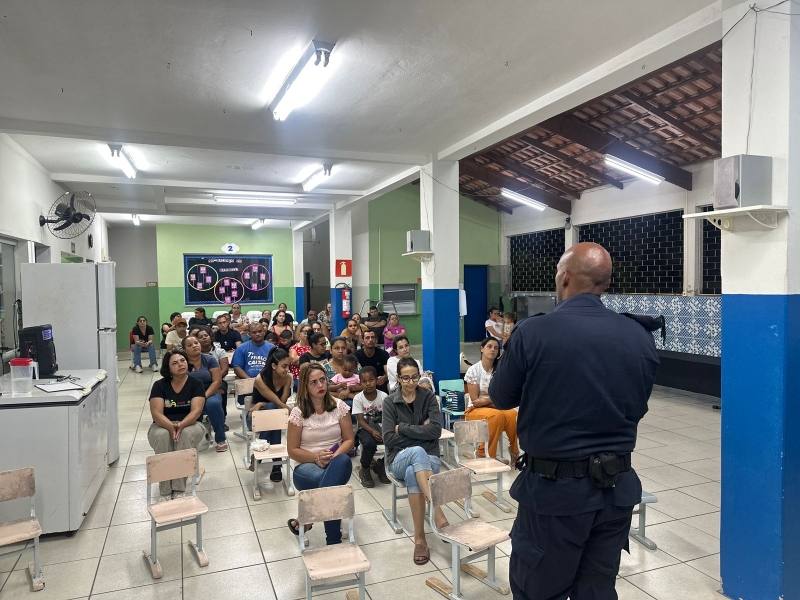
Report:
39,192,96,239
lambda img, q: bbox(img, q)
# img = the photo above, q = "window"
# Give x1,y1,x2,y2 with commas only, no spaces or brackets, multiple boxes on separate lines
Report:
382,284,417,315
0,240,17,354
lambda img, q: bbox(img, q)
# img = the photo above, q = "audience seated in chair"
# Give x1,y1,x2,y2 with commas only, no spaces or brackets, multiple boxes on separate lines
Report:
188,307,213,329
329,354,362,403
161,312,180,351
383,313,407,355
310,321,331,350
131,316,158,373
182,335,228,452
231,322,275,379
355,330,390,394
352,366,391,488
386,335,422,391
196,326,230,417
147,350,207,500
290,325,314,380
286,364,354,545
485,307,506,348
296,309,330,340
318,302,333,331
271,310,294,337
228,302,250,334
247,347,292,483
465,337,519,463
382,357,448,566
165,316,188,351
214,313,242,352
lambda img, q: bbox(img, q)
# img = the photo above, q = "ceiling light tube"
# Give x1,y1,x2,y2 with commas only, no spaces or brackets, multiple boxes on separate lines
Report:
501,188,547,211
302,163,333,192
604,154,664,184
214,197,298,206
251,219,265,230
270,40,336,121
132,214,140,226
108,144,138,179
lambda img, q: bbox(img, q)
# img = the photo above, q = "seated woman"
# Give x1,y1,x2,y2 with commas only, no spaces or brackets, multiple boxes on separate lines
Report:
271,310,294,337
464,337,519,463
382,357,448,565
318,303,333,331
261,309,272,324
382,313,407,355
182,336,228,452
386,335,422,391
287,363,354,545
311,321,331,349
147,350,207,500
321,337,361,396
131,316,158,373
189,307,213,329
249,347,292,482
228,302,250,334
196,327,230,422
289,325,313,381
340,318,364,347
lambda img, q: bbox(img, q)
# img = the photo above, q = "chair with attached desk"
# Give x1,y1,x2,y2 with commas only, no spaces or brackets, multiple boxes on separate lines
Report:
0,467,45,592
143,449,209,579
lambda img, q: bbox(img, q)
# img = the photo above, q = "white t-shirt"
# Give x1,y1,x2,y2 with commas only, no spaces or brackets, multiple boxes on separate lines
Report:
464,362,494,408
485,319,503,340
352,390,388,419
387,356,422,390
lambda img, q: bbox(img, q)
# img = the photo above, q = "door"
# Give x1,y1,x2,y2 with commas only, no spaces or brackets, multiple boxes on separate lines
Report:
463,265,489,342
304,272,312,315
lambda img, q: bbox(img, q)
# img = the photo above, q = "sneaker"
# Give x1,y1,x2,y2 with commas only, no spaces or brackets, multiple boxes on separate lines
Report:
158,494,172,503
171,491,185,500
374,460,391,485
360,467,375,488
270,465,283,482
134,365,143,373
151,364,159,372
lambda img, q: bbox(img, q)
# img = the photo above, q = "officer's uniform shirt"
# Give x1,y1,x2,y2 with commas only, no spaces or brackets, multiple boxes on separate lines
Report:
490,293,659,516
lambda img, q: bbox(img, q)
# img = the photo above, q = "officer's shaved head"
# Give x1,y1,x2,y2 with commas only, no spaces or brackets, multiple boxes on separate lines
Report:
555,242,612,302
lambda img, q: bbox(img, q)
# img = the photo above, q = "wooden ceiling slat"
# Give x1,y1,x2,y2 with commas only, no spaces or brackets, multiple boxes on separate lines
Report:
521,137,625,190
483,151,582,200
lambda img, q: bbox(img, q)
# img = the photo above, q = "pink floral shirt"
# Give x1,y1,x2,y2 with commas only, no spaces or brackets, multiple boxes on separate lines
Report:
288,398,350,455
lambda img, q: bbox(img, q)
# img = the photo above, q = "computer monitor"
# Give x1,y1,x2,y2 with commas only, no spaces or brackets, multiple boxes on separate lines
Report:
19,325,58,378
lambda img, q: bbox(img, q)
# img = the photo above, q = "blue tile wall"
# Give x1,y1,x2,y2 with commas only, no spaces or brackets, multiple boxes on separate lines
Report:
579,211,684,294
602,294,721,357
510,228,564,292
700,205,722,294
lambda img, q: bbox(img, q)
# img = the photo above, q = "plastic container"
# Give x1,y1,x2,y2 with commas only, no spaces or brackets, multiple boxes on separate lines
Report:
9,358,34,395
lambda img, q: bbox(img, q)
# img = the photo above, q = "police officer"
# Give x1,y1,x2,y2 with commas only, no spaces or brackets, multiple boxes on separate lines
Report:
490,242,660,600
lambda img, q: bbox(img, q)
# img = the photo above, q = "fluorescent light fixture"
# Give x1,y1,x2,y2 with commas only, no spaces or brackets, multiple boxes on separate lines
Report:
501,188,546,211
132,214,140,226
107,144,138,178
251,219,266,230
604,154,664,184
295,163,322,184
214,197,298,206
270,40,336,121
302,163,333,192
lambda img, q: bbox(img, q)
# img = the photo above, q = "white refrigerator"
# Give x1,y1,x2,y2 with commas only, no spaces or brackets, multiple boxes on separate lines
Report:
20,262,120,464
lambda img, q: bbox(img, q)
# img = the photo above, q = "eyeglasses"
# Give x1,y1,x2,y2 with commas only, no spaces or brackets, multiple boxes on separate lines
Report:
399,375,421,383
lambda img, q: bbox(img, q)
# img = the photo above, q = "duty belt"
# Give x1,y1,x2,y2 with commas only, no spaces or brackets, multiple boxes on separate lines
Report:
530,453,631,480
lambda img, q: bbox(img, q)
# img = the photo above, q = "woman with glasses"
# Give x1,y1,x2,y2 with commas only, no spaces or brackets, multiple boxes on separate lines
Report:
382,356,448,566
131,316,158,373
386,335,421,391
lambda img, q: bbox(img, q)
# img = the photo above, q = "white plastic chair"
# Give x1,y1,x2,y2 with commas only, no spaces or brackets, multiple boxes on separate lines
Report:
453,420,512,514
143,449,209,579
212,311,227,319
285,310,295,321
425,468,511,599
0,467,45,591
297,485,370,600
246,310,262,322
250,408,294,499
181,312,194,321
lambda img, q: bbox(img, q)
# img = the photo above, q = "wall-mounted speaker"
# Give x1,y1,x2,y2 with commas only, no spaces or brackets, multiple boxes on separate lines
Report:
713,155,772,210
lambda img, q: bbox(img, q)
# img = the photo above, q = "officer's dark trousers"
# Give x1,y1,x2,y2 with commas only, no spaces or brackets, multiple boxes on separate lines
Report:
509,502,633,600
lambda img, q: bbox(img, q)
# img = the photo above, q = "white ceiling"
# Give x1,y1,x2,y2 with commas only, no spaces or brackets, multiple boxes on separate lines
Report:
0,0,718,227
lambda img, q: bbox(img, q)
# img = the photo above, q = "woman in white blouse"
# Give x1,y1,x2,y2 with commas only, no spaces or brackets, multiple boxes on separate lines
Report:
386,335,422,391
464,337,519,463
286,363,354,544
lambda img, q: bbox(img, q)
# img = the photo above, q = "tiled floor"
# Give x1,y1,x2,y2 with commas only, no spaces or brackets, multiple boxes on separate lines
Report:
0,358,723,600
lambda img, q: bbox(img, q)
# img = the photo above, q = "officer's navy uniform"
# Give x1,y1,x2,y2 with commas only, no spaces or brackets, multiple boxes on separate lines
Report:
490,293,660,600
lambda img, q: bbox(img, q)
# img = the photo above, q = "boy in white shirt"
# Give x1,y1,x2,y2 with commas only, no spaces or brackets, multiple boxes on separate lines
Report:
352,366,390,488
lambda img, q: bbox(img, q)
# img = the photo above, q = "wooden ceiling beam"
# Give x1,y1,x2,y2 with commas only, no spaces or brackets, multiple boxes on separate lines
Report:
458,186,513,214
618,90,721,154
459,160,572,214
482,151,581,200
699,56,722,78
539,115,693,190
522,137,625,190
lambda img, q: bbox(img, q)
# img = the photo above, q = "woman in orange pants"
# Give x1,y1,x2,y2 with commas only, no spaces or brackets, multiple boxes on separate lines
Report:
464,337,519,463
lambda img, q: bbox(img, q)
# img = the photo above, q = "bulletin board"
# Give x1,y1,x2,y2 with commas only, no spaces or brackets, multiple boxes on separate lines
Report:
183,254,273,305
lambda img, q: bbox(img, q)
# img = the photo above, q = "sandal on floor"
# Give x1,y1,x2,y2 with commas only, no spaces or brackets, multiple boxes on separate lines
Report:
270,465,283,482
413,543,430,565
287,519,312,536
216,441,228,452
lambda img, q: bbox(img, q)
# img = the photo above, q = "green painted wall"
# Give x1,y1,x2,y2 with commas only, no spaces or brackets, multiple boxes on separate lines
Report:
366,184,502,345
116,287,160,349
155,224,295,327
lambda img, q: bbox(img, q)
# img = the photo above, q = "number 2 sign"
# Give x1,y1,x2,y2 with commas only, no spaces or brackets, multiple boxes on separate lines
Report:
222,243,240,254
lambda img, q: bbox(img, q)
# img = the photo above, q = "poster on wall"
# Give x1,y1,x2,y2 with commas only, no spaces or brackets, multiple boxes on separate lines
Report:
183,254,273,306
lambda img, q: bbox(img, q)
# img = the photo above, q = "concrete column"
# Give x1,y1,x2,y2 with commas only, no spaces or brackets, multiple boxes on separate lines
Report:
683,197,701,295
351,206,370,315
420,160,460,383
565,221,579,251
329,209,353,336
292,230,305,317
719,3,800,599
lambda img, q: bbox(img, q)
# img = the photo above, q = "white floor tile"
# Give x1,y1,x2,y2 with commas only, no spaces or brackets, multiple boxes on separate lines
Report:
17,528,108,568
615,578,657,599
676,482,721,507
636,465,711,490
180,506,254,540
89,579,181,599
93,545,182,594
182,531,264,577
0,557,98,600
103,521,181,556
687,553,720,581
644,520,719,562
619,543,680,577
182,564,276,600
680,512,720,538
669,459,720,481
626,563,721,600
646,490,718,520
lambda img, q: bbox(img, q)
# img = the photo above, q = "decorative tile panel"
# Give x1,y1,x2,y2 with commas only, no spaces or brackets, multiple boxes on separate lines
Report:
509,228,564,292
700,205,722,294
602,294,721,357
579,211,684,294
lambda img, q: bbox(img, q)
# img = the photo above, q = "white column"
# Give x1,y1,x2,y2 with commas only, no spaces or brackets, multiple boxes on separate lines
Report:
420,159,460,381
292,229,305,316
565,222,579,251
351,206,370,314
683,198,701,295
329,209,353,335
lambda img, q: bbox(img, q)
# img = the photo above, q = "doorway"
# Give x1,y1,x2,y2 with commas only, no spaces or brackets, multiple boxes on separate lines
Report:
463,265,488,342
304,272,312,315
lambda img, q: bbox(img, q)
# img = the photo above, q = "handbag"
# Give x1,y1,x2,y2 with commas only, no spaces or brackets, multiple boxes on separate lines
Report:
442,390,466,412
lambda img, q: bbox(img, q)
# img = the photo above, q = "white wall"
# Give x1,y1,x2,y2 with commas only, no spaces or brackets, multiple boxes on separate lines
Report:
0,134,109,264
108,225,158,287
352,207,370,312
503,161,714,236
303,220,331,312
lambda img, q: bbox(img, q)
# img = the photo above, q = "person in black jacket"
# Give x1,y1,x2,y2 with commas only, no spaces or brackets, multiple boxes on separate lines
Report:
490,242,660,600
382,357,446,567
188,307,213,329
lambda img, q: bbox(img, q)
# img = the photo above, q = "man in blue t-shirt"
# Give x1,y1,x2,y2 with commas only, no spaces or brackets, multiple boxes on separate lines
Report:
231,322,275,379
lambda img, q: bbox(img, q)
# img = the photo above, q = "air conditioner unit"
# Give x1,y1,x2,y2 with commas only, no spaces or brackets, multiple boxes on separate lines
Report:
406,230,430,253
713,155,772,210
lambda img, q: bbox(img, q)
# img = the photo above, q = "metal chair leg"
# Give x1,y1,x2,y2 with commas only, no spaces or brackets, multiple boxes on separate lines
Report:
306,573,313,600
190,515,209,567
253,459,261,500
28,536,45,591
382,482,404,534
143,519,163,579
